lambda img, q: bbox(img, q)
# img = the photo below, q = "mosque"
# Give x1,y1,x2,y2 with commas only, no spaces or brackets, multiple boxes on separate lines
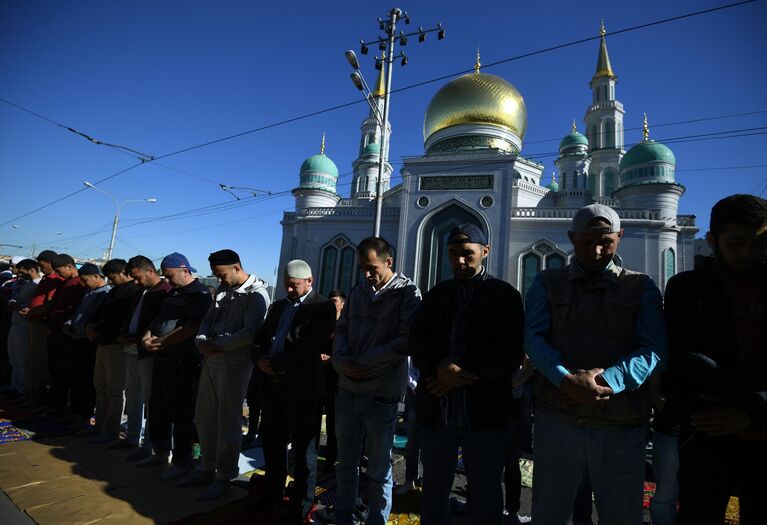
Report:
277,24,698,299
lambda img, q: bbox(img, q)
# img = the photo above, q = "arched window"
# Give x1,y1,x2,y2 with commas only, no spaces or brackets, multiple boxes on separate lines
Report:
616,121,623,148
519,241,570,298
521,253,541,299
319,245,338,296
588,125,598,149
604,120,615,148
573,171,579,190
604,169,617,195
547,253,566,269
337,246,356,293
561,172,567,191
419,204,486,291
664,248,676,285
588,172,598,195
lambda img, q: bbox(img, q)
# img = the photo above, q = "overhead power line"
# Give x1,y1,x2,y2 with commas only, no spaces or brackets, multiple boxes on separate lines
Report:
1,0,757,227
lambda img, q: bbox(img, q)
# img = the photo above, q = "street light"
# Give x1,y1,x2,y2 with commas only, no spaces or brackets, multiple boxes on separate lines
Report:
349,8,444,236
82,181,157,260
12,224,37,256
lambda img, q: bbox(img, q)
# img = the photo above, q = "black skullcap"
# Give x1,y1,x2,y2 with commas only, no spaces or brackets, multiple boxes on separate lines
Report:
51,253,76,268
36,250,58,263
208,249,241,266
78,263,102,276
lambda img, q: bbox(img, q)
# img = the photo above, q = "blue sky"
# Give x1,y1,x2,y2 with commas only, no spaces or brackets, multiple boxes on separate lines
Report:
1,0,766,280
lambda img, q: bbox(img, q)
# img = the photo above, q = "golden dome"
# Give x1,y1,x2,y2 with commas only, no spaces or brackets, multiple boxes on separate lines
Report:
423,72,527,142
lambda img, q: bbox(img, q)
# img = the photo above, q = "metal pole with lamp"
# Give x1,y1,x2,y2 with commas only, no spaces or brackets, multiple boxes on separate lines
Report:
82,181,157,260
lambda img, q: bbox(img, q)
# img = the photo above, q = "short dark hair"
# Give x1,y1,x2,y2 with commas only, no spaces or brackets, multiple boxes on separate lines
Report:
710,194,767,236
356,236,394,261
328,289,347,301
17,259,40,271
36,250,58,263
127,255,156,273
51,253,75,268
102,258,128,276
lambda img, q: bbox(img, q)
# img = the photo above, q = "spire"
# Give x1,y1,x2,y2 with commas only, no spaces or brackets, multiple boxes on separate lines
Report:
320,132,326,155
642,113,650,141
552,171,557,183
593,19,616,81
372,51,386,97
571,119,577,133
474,47,481,74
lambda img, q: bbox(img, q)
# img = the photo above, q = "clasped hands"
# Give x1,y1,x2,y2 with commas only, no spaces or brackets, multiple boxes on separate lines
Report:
425,359,478,398
559,368,613,405
141,331,164,353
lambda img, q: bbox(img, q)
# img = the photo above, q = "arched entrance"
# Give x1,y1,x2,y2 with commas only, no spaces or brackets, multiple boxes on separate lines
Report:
419,204,486,291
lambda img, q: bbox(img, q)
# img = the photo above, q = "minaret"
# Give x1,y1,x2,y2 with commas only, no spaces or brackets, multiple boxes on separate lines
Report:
555,121,592,207
351,51,392,201
583,20,625,198
292,133,341,210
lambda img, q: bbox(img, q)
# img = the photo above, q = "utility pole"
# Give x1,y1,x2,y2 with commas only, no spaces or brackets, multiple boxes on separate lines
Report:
346,7,444,237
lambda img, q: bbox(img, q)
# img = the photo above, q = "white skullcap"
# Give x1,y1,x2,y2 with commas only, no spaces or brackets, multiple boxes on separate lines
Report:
285,259,312,279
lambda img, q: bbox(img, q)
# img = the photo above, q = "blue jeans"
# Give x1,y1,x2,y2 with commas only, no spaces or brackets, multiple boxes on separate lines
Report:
334,388,398,525
420,419,506,525
650,430,678,525
403,388,421,482
531,410,646,525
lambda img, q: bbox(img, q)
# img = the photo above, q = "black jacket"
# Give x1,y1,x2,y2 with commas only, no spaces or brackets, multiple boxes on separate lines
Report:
665,258,767,437
92,281,142,344
410,272,525,430
252,289,336,402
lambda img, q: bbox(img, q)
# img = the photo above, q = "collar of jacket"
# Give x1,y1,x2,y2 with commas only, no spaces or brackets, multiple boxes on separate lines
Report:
568,258,621,288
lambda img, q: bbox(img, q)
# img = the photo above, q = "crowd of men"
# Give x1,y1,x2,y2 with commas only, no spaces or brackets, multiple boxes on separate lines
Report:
0,194,764,525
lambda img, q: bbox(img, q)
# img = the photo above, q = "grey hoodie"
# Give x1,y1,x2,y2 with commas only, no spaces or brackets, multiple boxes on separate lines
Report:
195,273,270,366
333,273,421,399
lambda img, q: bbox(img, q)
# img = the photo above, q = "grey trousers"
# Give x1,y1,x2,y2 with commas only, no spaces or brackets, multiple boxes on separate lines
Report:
93,343,127,437
195,356,252,480
124,349,153,448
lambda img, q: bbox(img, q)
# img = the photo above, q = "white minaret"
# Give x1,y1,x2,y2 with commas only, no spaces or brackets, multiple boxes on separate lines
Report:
555,120,593,208
583,20,625,198
351,58,392,201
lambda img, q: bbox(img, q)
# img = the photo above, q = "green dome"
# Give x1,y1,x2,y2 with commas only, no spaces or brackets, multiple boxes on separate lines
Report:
559,131,589,150
547,181,559,192
619,141,675,170
363,142,381,156
300,154,339,178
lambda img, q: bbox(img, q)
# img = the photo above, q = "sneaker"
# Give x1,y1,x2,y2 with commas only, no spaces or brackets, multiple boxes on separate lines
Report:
196,480,230,502
126,447,152,462
137,452,169,467
158,463,190,480
394,480,416,496
503,510,532,524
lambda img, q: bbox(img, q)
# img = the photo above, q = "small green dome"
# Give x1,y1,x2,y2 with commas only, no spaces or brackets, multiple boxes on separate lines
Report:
547,180,559,192
363,142,381,157
559,131,589,150
619,141,675,170
300,154,339,178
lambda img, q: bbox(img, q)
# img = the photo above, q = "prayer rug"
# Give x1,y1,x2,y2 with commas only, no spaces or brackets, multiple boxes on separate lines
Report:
0,420,33,444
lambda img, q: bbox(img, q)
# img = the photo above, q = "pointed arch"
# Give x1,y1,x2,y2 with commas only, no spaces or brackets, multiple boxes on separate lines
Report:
516,239,570,297
417,200,488,291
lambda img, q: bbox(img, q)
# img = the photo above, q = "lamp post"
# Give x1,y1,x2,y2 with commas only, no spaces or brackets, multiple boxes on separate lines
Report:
83,181,157,260
12,224,37,256
346,7,444,236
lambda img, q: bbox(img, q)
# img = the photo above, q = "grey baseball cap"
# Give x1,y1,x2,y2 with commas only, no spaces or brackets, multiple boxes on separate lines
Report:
571,204,621,233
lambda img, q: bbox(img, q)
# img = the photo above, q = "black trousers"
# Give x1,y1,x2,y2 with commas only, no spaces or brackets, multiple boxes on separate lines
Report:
70,338,97,420
47,331,73,411
315,392,337,465
246,370,261,436
262,380,318,516
678,434,767,525
148,358,200,466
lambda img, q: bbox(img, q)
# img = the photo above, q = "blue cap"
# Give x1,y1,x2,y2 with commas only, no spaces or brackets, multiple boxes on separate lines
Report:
447,223,488,246
78,263,102,276
161,252,197,273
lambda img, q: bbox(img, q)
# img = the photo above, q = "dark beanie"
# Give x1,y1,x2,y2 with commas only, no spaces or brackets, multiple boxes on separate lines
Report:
208,249,241,266
78,263,102,276
36,250,58,263
51,253,76,268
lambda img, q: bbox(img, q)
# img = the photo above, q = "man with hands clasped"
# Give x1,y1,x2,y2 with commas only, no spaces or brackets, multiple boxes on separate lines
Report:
525,204,667,525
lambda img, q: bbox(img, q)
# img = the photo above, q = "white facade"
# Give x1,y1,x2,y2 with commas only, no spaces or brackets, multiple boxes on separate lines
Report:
277,31,698,300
